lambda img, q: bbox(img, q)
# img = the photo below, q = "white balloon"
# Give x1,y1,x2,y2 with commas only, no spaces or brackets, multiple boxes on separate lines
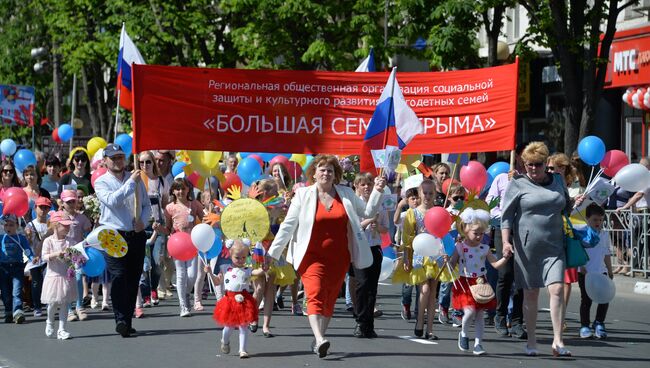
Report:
585,272,616,304
613,163,650,192
191,223,216,252
412,233,443,257
379,257,396,281
633,89,642,109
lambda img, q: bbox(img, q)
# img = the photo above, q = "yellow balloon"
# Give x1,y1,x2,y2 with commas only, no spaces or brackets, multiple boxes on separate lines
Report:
290,154,307,167
203,151,222,168
87,137,108,157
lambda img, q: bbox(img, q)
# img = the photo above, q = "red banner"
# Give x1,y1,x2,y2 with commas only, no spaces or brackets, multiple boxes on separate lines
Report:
132,62,518,154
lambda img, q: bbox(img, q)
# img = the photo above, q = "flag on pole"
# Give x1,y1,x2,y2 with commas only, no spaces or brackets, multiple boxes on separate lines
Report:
360,67,423,173
355,48,376,72
116,24,145,111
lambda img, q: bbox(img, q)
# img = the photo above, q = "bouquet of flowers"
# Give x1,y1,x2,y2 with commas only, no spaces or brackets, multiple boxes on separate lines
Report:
61,247,87,279
340,155,359,185
82,195,101,224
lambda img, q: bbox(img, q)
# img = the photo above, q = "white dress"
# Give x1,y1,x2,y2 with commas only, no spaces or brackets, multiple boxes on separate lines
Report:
40,236,78,304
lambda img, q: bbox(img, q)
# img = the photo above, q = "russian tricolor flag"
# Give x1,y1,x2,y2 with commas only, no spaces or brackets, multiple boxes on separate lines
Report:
355,48,376,72
116,24,145,111
360,67,423,174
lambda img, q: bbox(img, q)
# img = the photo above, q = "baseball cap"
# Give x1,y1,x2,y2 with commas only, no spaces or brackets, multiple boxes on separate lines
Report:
49,211,75,225
35,197,52,207
61,189,78,202
1,214,18,223
103,143,125,158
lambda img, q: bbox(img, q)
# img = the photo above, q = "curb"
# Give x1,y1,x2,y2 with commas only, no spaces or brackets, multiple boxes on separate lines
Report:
634,281,650,295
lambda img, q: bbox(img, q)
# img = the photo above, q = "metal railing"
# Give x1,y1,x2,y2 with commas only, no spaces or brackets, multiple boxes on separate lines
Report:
604,209,649,278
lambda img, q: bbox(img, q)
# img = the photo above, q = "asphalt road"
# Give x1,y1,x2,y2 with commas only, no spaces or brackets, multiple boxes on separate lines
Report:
0,276,648,368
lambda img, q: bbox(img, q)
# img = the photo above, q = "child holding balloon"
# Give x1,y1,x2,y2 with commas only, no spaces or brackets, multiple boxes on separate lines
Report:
206,239,266,359
1,214,34,324
40,211,78,339
449,207,510,355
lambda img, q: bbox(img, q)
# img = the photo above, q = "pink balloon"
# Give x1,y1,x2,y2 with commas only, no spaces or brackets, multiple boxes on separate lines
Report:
601,150,629,177
167,232,198,261
91,167,108,188
286,161,303,180
269,155,290,168
459,161,488,193
248,154,264,169
424,207,453,238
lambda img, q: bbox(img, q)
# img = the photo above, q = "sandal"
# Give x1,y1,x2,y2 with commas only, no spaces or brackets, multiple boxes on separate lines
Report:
552,344,572,357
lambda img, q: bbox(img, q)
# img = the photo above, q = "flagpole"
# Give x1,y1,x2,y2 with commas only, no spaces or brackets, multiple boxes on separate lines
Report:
379,67,397,178
114,89,121,142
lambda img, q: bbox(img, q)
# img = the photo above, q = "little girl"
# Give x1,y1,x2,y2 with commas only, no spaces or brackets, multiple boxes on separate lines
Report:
207,239,266,359
40,211,78,339
449,207,510,355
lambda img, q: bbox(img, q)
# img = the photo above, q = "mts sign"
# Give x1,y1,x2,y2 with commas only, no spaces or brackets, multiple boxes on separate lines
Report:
614,49,638,73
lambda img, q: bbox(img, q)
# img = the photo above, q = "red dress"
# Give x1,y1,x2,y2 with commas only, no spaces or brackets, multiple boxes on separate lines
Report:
212,266,258,327
298,194,350,317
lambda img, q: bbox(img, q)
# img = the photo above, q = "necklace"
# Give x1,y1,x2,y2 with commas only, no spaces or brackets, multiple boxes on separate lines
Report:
318,190,335,212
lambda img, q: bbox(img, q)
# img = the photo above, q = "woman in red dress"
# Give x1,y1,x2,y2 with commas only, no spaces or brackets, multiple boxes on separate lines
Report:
268,155,386,358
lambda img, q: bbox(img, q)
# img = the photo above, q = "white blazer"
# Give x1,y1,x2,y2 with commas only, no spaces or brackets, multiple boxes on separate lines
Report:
268,184,383,271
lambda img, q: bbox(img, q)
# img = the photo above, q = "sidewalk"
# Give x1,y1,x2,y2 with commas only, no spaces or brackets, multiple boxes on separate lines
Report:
612,274,650,296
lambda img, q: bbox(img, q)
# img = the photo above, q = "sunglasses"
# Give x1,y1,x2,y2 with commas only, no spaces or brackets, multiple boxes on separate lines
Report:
1,169,14,174
139,160,153,165
525,162,544,168
74,157,87,162
547,166,555,171
452,196,465,201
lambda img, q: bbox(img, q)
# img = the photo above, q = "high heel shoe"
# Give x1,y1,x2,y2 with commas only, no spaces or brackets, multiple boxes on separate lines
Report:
552,345,572,357
424,332,439,340
525,345,538,356
414,327,423,337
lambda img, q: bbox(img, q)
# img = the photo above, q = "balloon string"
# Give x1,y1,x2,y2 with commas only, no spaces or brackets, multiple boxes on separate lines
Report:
584,167,604,195
198,254,216,296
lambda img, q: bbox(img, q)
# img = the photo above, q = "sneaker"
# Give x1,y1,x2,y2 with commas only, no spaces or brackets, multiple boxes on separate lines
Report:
458,332,470,352
157,289,167,300
34,308,43,317
193,301,204,311
180,308,191,317
401,304,412,321
82,295,92,308
438,308,449,324
90,298,99,309
57,329,71,340
45,321,54,337
135,307,144,318
580,326,593,338
510,323,527,339
67,311,78,322
593,321,607,339
346,303,354,312
151,291,160,305
473,344,486,355
76,308,88,321
452,314,462,328
276,294,285,310
494,315,509,336
239,351,249,359
101,303,110,311
221,342,230,354
13,310,25,324
291,303,303,316
143,297,152,308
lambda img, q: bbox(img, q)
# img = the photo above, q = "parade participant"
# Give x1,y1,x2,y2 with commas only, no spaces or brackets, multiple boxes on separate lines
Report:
41,154,62,200
153,150,175,300
501,141,582,357
0,159,20,201
21,165,50,221
60,150,93,194
431,163,450,207
224,153,238,173
268,154,386,358
24,196,52,317
0,214,34,324
94,143,151,337
450,207,511,355
393,187,420,321
40,211,77,339
207,239,265,359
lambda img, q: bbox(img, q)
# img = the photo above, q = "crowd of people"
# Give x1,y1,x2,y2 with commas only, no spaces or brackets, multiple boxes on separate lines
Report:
0,141,622,359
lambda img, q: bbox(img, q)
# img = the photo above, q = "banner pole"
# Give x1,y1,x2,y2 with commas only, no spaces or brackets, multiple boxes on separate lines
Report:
379,67,397,178
444,154,463,205
114,89,121,142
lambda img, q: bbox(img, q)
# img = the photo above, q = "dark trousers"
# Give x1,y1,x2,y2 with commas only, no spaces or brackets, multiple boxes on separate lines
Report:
494,229,523,325
354,245,383,332
139,237,162,298
578,272,609,326
30,264,47,310
104,230,146,328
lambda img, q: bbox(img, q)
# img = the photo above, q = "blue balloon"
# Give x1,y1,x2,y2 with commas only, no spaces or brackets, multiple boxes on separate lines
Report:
303,155,314,169
237,157,262,185
383,246,397,260
259,153,276,162
82,247,106,277
442,234,456,256
201,228,223,260
58,123,74,142
578,136,606,166
114,134,133,157
171,161,187,177
13,149,37,172
240,152,252,158
487,162,510,180
0,139,17,156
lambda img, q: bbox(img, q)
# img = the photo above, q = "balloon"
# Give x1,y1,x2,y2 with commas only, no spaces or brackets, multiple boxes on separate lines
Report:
188,150,222,177
51,128,62,143
487,162,510,181
441,178,461,196
585,272,616,304
237,157,263,185
459,161,488,193
86,225,113,245
91,167,108,188
290,154,307,167
259,153,276,162
13,149,37,172
1,188,29,216
186,171,200,188
86,137,108,157
613,163,650,192
412,233,443,257
442,233,456,256
424,207,453,238
201,228,223,260
383,246,397,260
0,139,17,156
114,134,133,157
303,155,314,169
286,161,303,180
57,123,74,142
91,149,104,170
191,223,216,252
82,247,106,277
221,172,243,192
171,161,187,177
269,155,290,168
578,136,606,166
248,154,264,168
379,257,396,281
167,232,198,261
600,150,629,177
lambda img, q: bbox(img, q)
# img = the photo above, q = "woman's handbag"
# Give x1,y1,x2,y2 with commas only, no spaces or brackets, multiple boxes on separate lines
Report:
469,277,495,304
564,216,589,268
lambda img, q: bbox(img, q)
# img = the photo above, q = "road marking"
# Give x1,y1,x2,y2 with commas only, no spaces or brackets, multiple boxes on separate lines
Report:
398,336,439,345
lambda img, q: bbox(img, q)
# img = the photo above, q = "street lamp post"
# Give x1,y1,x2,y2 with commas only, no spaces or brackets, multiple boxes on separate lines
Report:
31,45,62,128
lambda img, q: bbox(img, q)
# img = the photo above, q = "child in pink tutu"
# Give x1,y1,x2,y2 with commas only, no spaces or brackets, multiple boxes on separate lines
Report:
206,239,266,359
41,211,78,340
449,208,511,355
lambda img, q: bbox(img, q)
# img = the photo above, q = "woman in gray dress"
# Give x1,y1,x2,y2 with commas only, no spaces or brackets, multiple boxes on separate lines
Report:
501,142,580,357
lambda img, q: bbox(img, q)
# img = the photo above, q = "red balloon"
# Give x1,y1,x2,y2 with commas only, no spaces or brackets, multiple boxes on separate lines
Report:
2,188,29,216
286,161,303,180
52,128,62,144
601,150,630,177
269,155,290,169
441,178,461,196
220,172,243,192
248,154,264,169
627,89,635,107
91,167,108,188
459,161,488,193
424,207,453,238
167,232,198,261
637,88,647,110
186,171,200,188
